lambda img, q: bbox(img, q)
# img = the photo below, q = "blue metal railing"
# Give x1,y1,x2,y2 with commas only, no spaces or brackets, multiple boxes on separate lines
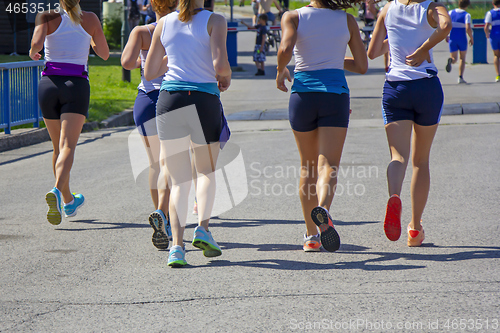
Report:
0,60,45,134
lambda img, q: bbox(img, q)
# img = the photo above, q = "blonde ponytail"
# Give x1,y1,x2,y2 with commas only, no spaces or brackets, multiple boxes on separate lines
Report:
178,0,197,22
61,0,83,25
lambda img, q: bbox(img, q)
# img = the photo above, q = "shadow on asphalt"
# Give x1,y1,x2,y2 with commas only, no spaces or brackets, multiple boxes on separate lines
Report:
188,245,500,271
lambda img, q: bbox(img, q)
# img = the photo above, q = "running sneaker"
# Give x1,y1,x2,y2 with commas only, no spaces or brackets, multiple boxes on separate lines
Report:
310,207,340,252
496,76,500,82
384,194,402,241
63,193,85,217
303,234,321,252
45,187,62,225
458,77,466,84
148,209,171,250
192,226,222,257
167,245,187,267
445,58,452,73
192,198,198,215
407,223,425,247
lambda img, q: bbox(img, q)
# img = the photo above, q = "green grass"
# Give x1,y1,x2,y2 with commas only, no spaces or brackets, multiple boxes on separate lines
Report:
0,54,140,128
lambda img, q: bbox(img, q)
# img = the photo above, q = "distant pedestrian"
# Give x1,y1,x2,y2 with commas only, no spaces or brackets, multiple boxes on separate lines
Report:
145,0,231,267
30,0,109,225
445,0,473,84
276,0,368,252
121,0,177,249
484,0,500,82
240,13,268,76
367,0,451,246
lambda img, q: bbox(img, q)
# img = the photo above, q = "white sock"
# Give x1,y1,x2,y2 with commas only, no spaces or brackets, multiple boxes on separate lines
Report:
64,198,74,206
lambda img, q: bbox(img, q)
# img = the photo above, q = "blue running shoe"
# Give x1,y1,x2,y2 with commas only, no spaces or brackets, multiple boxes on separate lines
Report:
167,245,187,267
64,193,85,217
148,209,171,250
45,187,62,225
192,226,222,257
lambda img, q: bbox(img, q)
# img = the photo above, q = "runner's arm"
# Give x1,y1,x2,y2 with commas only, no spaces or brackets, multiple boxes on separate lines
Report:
345,13,368,73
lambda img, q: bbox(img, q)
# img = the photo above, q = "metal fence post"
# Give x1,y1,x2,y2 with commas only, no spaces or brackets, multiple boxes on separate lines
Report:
2,70,11,134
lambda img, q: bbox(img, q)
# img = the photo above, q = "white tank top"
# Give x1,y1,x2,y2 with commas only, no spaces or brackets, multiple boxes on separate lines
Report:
138,23,162,93
293,7,349,72
385,0,438,81
44,10,91,69
161,10,217,84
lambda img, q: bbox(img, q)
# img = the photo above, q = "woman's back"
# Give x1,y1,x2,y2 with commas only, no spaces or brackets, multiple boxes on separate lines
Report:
293,6,349,72
385,0,437,81
161,10,216,83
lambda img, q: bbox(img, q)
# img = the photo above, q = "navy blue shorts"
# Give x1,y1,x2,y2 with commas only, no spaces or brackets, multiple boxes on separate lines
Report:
490,36,500,51
289,92,350,132
382,77,443,126
133,89,159,136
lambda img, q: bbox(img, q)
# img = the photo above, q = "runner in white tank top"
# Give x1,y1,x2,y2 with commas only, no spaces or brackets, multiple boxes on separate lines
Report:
368,0,451,246
30,0,109,225
121,0,177,251
144,0,231,267
276,0,367,253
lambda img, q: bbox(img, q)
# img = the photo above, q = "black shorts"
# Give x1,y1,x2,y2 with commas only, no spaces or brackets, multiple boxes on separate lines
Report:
289,92,350,132
156,90,222,145
38,75,90,119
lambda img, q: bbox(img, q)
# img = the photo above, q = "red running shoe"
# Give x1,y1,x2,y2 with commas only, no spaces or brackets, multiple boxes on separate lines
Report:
384,194,402,241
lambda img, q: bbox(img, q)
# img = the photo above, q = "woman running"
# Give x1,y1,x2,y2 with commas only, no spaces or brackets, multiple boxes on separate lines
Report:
367,0,451,246
276,0,367,252
121,0,177,250
30,0,109,225
145,0,231,267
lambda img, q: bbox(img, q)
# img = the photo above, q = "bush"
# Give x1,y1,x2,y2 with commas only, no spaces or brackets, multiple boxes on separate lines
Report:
103,17,122,51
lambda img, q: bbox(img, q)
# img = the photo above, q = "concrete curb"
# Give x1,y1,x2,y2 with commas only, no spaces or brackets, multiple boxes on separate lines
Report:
226,103,500,121
0,109,135,153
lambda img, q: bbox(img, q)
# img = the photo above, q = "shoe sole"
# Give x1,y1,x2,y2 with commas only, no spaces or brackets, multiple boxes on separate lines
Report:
192,239,222,257
446,58,452,73
64,199,85,218
148,212,169,250
168,259,187,268
384,196,402,241
303,246,321,252
45,192,62,225
310,207,340,252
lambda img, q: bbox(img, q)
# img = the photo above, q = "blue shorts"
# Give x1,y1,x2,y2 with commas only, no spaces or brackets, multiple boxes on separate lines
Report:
490,36,500,51
133,89,159,136
449,38,468,52
289,92,350,132
382,77,443,126
266,11,275,23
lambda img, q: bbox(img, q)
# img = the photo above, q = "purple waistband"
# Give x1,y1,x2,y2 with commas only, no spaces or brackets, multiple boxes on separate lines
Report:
42,62,88,79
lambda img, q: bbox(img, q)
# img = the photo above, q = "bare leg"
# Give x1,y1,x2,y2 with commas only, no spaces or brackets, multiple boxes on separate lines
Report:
192,142,220,231
141,134,161,209
385,120,413,196
458,50,467,78
450,50,458,64
51,113,85,203
316,127,348,209
44,118,61,178
494,50,500,77
409,124,438,231
159,136,192,247
292,129,319,237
